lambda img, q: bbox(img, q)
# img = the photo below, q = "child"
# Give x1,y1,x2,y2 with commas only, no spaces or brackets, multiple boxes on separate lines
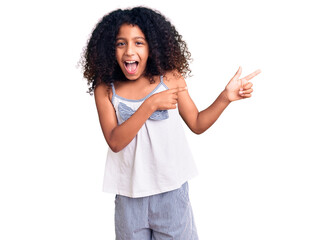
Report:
81,6,260,240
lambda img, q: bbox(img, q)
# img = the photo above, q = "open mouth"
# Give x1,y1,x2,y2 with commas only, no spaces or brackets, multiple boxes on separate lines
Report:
124,60,139,74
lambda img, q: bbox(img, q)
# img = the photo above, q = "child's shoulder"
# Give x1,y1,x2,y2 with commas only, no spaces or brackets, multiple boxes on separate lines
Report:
94,82,113,101
163,70,187,89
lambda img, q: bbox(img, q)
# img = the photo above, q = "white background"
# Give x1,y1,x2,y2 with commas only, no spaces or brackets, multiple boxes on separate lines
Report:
1,0,335,239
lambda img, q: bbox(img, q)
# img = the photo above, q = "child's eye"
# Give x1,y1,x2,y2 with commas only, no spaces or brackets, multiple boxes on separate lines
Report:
135,41,144,46
116,42,125,47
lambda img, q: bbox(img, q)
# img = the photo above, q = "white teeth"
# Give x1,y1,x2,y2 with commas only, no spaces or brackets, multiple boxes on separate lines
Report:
125,61,136,63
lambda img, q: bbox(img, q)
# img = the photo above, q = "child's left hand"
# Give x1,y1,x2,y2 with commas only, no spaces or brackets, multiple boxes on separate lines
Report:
223,66,261,102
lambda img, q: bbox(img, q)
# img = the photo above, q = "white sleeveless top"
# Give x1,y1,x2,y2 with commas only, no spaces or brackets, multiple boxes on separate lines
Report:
102,76,198,198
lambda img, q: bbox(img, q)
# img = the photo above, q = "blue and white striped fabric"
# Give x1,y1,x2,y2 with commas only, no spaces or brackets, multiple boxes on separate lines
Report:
118,102,169,121
115,182,198,240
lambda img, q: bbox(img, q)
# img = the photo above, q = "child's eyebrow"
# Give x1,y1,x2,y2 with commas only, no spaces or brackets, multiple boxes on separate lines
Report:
116,36,146,41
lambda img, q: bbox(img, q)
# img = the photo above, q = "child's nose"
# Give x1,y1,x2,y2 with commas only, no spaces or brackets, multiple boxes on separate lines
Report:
125,45,135,56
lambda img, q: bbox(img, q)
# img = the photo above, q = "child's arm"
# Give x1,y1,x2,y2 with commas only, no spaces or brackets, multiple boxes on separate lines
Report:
94,83,186,152
176,67,261,134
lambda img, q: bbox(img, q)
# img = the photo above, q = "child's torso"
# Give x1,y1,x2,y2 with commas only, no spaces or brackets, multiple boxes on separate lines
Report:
102,75,198,198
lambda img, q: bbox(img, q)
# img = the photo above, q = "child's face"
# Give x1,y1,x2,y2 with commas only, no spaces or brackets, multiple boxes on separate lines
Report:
115,24,149,81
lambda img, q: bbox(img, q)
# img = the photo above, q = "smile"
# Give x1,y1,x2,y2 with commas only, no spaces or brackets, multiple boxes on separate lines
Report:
124,60,139,74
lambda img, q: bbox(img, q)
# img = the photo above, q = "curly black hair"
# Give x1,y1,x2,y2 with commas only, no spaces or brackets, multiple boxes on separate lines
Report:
80,6,192,95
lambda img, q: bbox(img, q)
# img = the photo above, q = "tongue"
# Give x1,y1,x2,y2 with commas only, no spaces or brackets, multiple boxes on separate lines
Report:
126,62,137,73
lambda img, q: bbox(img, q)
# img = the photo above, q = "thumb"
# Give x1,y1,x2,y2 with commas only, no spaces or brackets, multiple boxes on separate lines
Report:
232,66,242,80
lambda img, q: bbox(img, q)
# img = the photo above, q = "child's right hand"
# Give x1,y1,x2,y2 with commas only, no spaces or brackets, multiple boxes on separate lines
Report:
147,87,188,111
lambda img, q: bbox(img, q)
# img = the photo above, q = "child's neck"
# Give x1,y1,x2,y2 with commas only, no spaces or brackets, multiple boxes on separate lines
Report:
115,75,160,100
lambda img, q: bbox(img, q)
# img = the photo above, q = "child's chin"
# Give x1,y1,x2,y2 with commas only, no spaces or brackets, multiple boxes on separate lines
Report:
125,74,140,81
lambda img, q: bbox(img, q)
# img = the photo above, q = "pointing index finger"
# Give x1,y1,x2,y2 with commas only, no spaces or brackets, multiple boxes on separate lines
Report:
241,69,261,81
170,86,188,93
